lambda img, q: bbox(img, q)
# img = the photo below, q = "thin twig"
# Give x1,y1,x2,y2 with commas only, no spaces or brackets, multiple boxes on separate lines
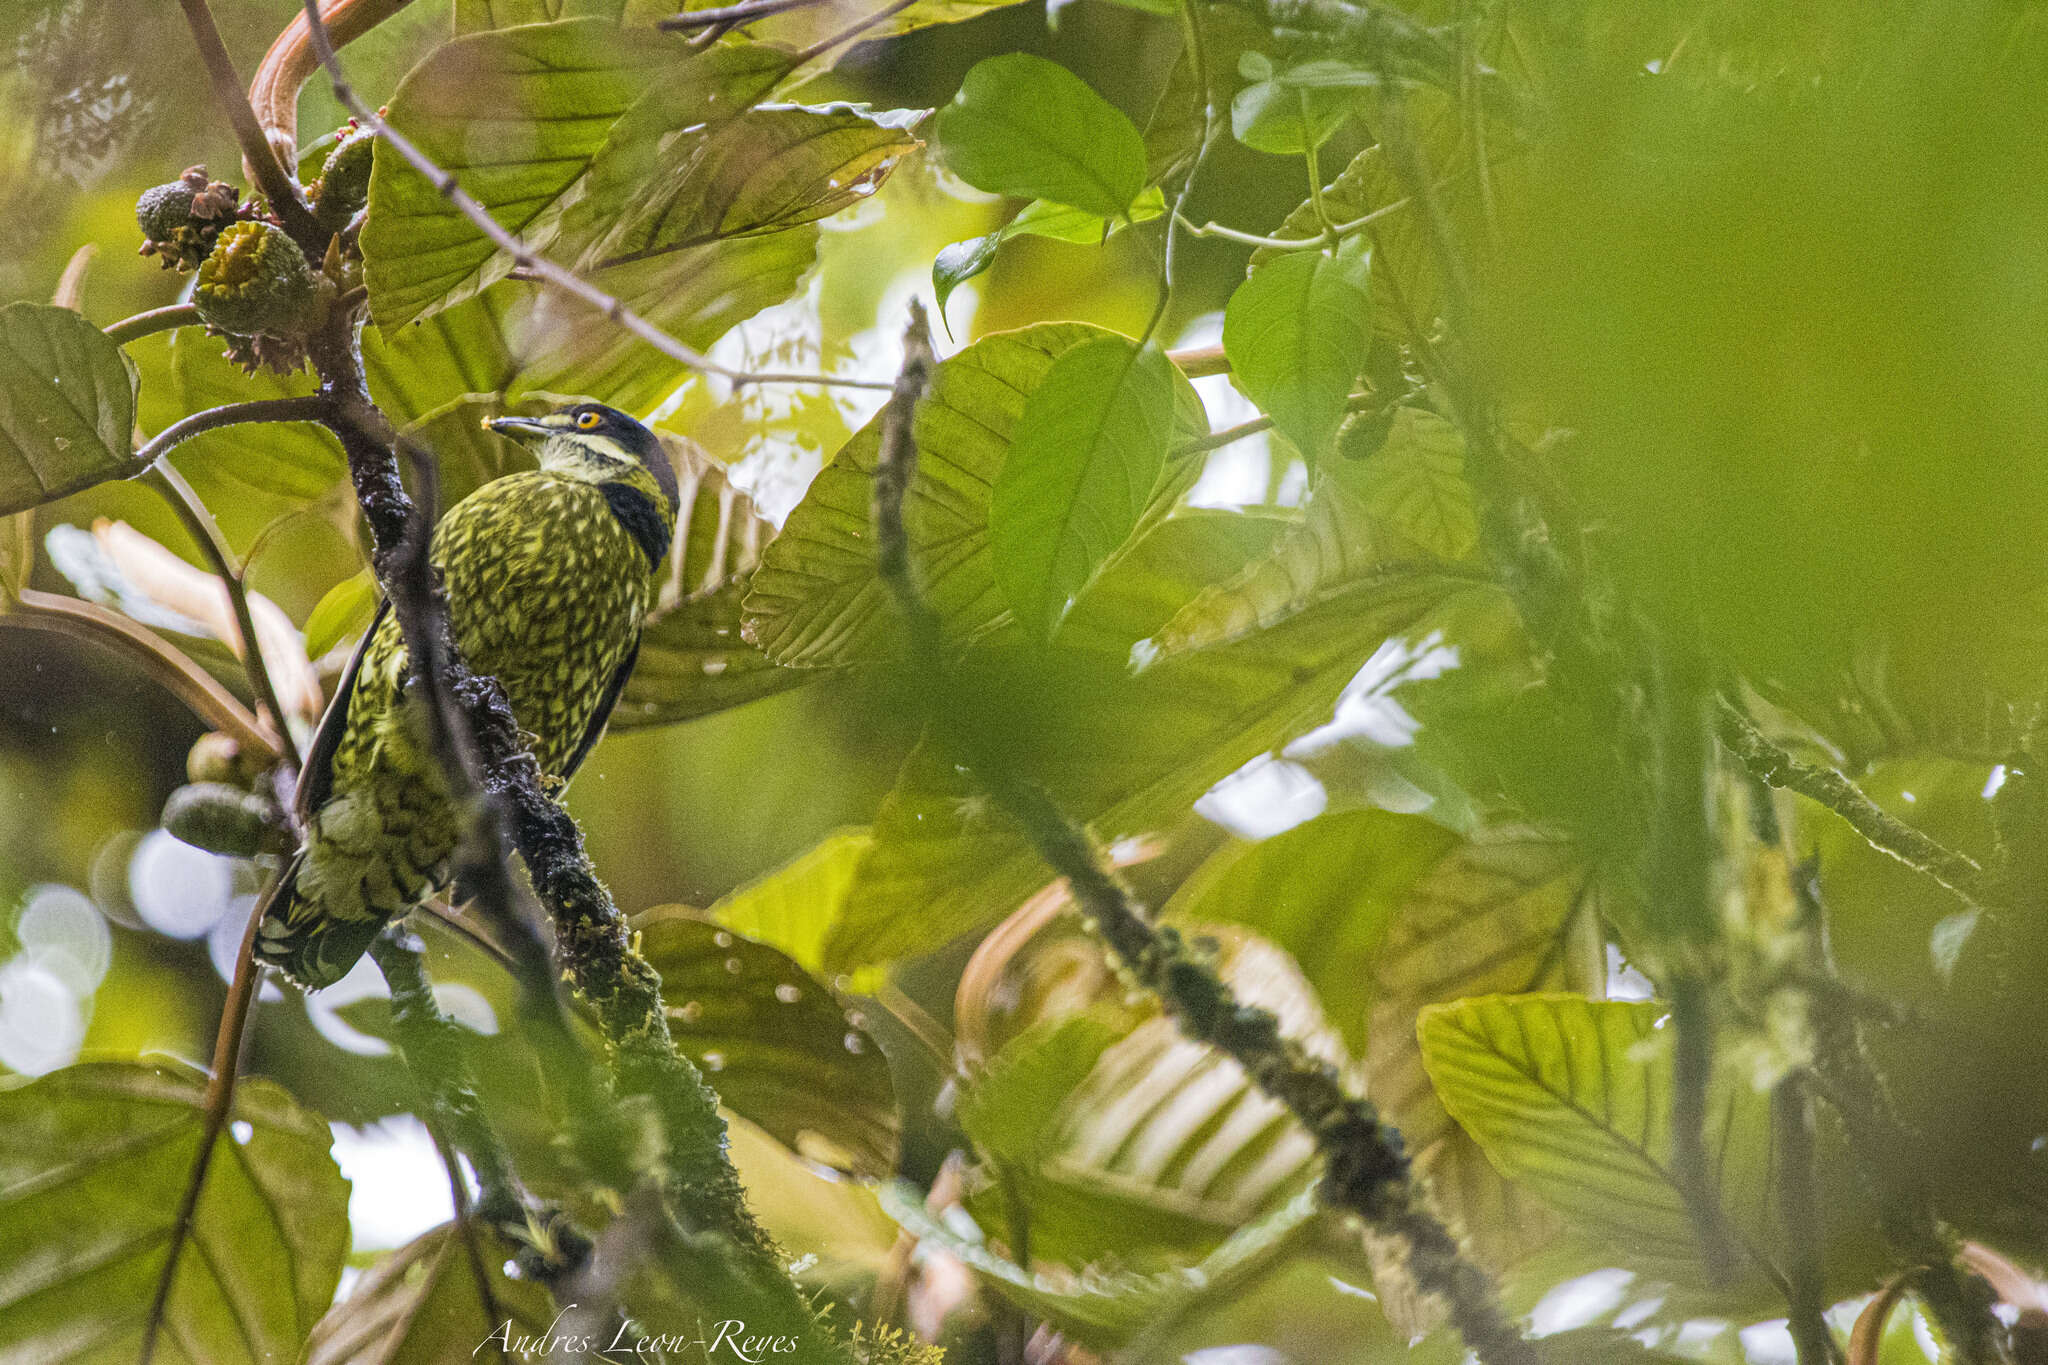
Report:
134,396,335,468
789,0,919,63
296,0,888,393
3,589,278,759
1176,194,1414,251
656,0,831,30
138,871,282,1365
142,461,305,772
104,304,203,346
868,300,1537,1365
1718,699,1989,911
174,0,323,252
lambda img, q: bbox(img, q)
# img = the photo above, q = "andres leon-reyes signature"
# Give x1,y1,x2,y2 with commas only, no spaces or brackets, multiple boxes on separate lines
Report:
476,1311,799,1362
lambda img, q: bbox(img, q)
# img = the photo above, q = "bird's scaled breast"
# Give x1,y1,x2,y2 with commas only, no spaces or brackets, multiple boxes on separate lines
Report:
433,473,654,772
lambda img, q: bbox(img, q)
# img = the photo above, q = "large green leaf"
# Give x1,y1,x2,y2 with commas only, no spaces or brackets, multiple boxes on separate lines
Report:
990,337,1178,639
879,1184,1323,1351
1419,994,1786,1290
0,1059,349,1364
931,187,1167,314
455,0,627,31
936,54,1148,218
741,322,1203,668
1223,236,1373,463
704,828,872,983
580,103,927,266
614,582,814,729
828,570,1483,971
302,1223,555,1365
636,910,898,1176
509,231,819,413
965,931,1349,1266
363,19,676,327
0,303,137,515
1162,809,1462,1054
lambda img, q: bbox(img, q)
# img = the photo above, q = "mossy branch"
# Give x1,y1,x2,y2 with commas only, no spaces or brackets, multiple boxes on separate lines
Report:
869,300,1536,1365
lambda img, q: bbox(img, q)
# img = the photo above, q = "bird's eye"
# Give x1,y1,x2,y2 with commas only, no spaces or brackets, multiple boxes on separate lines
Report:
576,411,602,431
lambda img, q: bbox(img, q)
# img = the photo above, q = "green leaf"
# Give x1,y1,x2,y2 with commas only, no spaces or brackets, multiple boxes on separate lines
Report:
990,337,1178,639
0,303,137,515
302,1223,556,1365
154,328,343,513
829,569,1483,971
1163,809,1463,1053
1350,406,1477,561
931,187,1166,315
957,1013,1122,1168
742,322,1203,668
705,828,873,984
1230,76,1351,155
966,931,1349,1266
303,569,379,660
879,1183,1323,1351
636,911,899,1176
937,54,1148,218
614,583,812,729
581,103,927,266
1223,235,1373,462
0,1059,349,1363
1419,994,1785,1289
454,0,626,31
363,19,675,327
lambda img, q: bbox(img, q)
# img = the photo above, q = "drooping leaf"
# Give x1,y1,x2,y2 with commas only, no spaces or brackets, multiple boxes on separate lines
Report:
879,1183,1323,1351
741,322,1203,668
937,54,1148,218
0,303,137,515
990,336,1178,639
1223,235,1373,463
1229,55,1352,155
613,582,814,729
1161,808,1463,1053
931,187,1166,313
581,103,928,266
363,19,676,326
635,911,898,1176
966,930,1350,1266
1352,406,1477,562
828,568,1483,971
0,1059,349,1364
509,231,819,414
1419,994,1786,1291
302,1223,555,1365
303,569,379,661
704,828,873,984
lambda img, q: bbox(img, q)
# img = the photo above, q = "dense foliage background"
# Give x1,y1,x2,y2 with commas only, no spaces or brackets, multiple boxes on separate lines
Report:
1,0,2046,1362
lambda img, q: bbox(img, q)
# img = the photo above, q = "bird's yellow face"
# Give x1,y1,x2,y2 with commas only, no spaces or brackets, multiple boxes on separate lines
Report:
485,403,657,482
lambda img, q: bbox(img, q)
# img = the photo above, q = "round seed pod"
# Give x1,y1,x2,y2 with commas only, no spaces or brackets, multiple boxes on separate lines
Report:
163,782,280,858
195,221,322,336
135,166,240,270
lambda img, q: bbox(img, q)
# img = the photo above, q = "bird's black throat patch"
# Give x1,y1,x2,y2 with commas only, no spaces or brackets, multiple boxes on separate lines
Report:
602,481,670,568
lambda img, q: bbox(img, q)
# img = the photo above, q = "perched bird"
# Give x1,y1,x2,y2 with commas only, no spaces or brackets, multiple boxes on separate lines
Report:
256,403,679,988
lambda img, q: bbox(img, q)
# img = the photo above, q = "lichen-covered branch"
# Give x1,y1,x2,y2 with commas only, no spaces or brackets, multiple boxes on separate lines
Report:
368,926,589,1281
869,301,1536,1365
1719,699,1989,911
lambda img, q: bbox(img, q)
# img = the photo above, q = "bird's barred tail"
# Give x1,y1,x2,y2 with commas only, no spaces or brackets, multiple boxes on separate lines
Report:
254,851,394,990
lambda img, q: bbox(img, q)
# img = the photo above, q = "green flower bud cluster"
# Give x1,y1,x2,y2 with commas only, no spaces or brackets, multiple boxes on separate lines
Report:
135,166,241,271
309,123,375,236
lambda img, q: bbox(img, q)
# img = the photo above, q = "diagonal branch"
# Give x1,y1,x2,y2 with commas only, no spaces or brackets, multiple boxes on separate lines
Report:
868,300,1537,1365
173,0,324,252
296,1,889,394
1718,698,1990,911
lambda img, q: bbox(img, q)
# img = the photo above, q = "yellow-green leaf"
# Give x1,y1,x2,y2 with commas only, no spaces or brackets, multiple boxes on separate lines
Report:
0,303,137,515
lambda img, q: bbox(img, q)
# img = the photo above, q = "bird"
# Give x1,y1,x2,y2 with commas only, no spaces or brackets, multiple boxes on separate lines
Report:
255,402,679,989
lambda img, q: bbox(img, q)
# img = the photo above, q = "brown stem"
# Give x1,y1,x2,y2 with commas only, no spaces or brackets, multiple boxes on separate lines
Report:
142,461,305,772
135,396,335,467
137,872,280,1365
4,589,278,759
173,0,324,252
104,304,203,347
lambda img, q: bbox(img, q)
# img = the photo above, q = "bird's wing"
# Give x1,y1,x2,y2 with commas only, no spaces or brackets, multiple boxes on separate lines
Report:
294,596,389,824
561,632,639,784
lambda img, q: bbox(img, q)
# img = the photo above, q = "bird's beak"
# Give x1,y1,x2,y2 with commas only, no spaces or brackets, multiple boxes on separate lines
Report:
485,414,556,444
